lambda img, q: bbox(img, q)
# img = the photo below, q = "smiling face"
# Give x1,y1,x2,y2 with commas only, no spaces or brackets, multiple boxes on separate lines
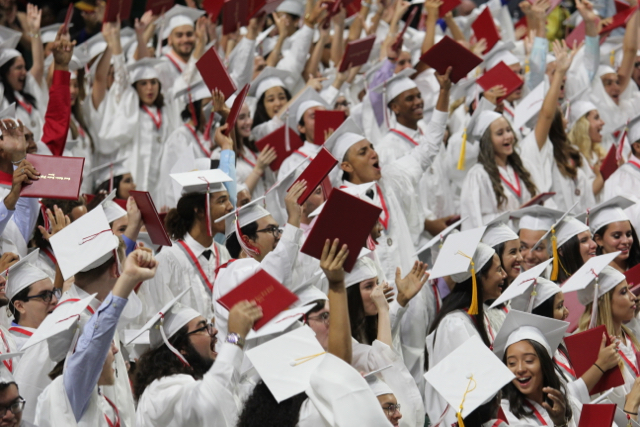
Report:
482,254,507,301
389,87,424,125
552,291,569,321
601,73,621,105
595,221,634,264
506,340,544,399
586,110,604,143
263,86,287,118
236,104,253,139
6,56,26,92
341,139,381,184
519,229,549,271
501,239,523,283
489,117,515,163
168,24,196,60
134,79,160,106
611,280,637,323
209,191,234,235
576,230,597,263
359,278,378,316
14,278,57,329
377,394,402,427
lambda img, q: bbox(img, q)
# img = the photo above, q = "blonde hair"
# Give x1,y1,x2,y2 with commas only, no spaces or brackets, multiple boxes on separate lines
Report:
567,116,606,165
578,288,640,351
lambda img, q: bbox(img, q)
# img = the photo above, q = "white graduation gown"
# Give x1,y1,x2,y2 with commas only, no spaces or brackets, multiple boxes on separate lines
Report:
135,343,243,427
13,339,55,424
137,234,231,321
235,146,276,200
460,163,533,230
1,74,48,142
35,377,110,427
604,158,640,233
67,117,94,195
500,397,578,427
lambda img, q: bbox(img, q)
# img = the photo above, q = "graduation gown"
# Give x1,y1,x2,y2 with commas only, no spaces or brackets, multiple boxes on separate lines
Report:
35,378,111,427
1,73,48,142
235,146,277,200
500,397,578,427
13,340,55,424
604,158,640,233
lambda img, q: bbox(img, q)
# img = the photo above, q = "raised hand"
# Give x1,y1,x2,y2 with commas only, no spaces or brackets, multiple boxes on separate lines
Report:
320,238,349,284
396,261,429,307
26,3,41,35
0,252,19,272
0,119,27,161
38,205,70,240
228,300,263,339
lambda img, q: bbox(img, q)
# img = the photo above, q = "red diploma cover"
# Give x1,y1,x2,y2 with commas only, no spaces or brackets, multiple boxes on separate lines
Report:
314,110,346,145
21,154,84,200
471,7,500,53
301,189,382,272
420,36,483,83
338,35,376,72
477,61,523,103
288,147,338,204
196,46,238,98
146,0,175,15
129,191,172,247
520,192,556,208
217,269,299,330
225,84,250,136
103,0,133,22
577,404,616,427
600,145,619,181
255,125,304,171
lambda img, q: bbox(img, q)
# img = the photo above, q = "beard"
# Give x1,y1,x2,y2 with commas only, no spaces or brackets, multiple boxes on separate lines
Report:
183,340,214,378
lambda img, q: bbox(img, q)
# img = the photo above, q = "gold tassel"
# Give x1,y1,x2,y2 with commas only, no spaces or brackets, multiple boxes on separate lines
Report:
458,412,465,427
457,375,477,427
610,50,615,67
456,250,478,314
457,128,467,170
551,228,559,281
525,59,530,74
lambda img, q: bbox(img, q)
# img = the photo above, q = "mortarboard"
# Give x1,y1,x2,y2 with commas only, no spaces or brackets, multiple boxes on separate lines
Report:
323,117,366,163
287,87,328,131
514,81,546,130
245,303,318,341
414,217,466,256
249,67,294,99
344,255,378,288
370,68,418,104
100,189,127,224
568,100,597,131
161,5,206,40
492,310,569,359
127,57,163,84
582,195,635,234
78,32,107,61
5,249,49,302
511,205,564,232
216,196,270,244
90,158,129,191
49,206,120,280
483,41,519,70
490,259,555,310
481,212,518,248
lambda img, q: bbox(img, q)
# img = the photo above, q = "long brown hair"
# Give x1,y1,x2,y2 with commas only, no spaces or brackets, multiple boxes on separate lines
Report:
549,108,581,180
477,122,537,207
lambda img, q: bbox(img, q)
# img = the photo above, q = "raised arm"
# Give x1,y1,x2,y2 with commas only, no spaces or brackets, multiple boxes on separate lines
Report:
134,11,155,61
617,0,639,92
25,4,43,86
92,23,115,109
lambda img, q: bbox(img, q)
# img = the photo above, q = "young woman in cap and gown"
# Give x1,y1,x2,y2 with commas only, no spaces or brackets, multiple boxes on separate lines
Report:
425,233,507,426
0,5,46,142
493,311,579,426
460,110,538,230
249,67,295,141
33,248,159,427
520,41,596,214
587,197,640,274
552,216,597,283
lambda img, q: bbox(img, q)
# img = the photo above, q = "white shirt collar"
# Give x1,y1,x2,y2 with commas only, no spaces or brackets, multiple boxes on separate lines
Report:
184,232,213,257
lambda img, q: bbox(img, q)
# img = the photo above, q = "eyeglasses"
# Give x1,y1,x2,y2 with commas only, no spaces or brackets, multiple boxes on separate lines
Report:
382,404,401,416
255,225,283,238
186,322,216,337
0,397,25,417
635,61,640,69
25,289,60,304
306,311,329,325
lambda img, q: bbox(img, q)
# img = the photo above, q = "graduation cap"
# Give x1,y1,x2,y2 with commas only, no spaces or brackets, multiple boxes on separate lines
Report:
561,254,623,328
511,205,564,232
490,258,555,310
626,112,640,144
245,303,318,341
0,35,21,69
568,100,598,131
22,293,97,362
173,74,212,106
483,41,518,70
286,87,328,132
323,117,366,163
126,287,199,366
452,100,499,171
249,67,294,99
276,0,305,16
514,81,546,130
90,158,129,191
100,189,127,224
425,335,515,424
78,32,107,60
370,67,418,106
161,5,206,40
215,196,270,249
414,217,466,256
531,202,580,280
0,354,23,385
430,227,493,315
49,206,120,280
41,23,71,44
127,57,163,84
344,254,378,288
0,26,21,49
583,195,635,234
493,310,569,359
5,249,49,302
481,212,518,248
245,326,327,402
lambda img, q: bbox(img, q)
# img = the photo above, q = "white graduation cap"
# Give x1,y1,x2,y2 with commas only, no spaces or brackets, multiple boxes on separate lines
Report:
216,196,270,241
367,376,394,397
511,205,564,232
90,158,129,190
170,169,232,195
161,5,205,40
0,34,21,68
568,100,597,131
246,303,318,341
490,258,555,310
583,195,635,234
49,206,120,280
561,253,622,328
100,189,127,223
510,277,561,313
553,216,589,249
514,81,546,130
41,23,70,44
473,110,503,141
414,217,467,256
484,41,519,70
481,212,518,248
249,67,294,99
450,77,478,104
173,75,212,105
344,255,378,288
5,249,49,302
323,117,366,163
276,0,305,16
0,26,22,49
370,68,418,104
430,227,492,315
493,311,569,359
22,293,97,362
78,31,107,60
627,112,640,144
245,326,327,403
127,57,163,83
286,87,328,132
126,287,199,366
425,335,515,421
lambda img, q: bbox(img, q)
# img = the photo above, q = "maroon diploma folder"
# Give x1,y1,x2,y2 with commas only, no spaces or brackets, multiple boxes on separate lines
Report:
338,35,376,72
225,84,250,136
196,46,237,99
129,191,172,247
103,0,133,22
146,0,175,15
314,110,346,145
21,154,84,200
255,125,304,171
217,269,299,330
577,403,616,427
600,145,619,181
471,7,500,53
477,61,523,103
420,36,483,83
288,147,338,204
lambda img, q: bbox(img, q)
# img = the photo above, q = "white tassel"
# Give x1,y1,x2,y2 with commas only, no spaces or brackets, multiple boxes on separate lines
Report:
589,278,599,329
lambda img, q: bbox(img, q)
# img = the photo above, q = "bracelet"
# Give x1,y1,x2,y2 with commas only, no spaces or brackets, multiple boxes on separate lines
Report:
624,410,639,416
11,157,25,165
593,362,605,373
29,32,39,39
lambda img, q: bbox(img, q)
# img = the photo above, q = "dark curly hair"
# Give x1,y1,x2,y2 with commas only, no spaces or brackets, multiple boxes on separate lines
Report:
34,197,86,250
164,193,208,241
237,380,307,427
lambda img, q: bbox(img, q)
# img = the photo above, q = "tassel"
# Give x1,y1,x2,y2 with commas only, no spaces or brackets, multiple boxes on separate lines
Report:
197,177,212,237
610,50,615,67
159,315,190,366
457,128,467,170
526,278,538,313
284,109,291,151
589,272,599,329
551,228,559,281
457,375,477,427
456,250,478,315
525,59,530,74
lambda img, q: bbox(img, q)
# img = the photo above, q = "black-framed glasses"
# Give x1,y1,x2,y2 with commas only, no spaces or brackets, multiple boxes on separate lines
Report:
0,397,25,417
382,404,401,416
186,322,216,337
25,289,59,304
306,312,329,325
255,225,283,238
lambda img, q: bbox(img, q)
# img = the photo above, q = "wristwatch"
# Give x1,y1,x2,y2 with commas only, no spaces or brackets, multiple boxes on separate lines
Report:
226,332,245,349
